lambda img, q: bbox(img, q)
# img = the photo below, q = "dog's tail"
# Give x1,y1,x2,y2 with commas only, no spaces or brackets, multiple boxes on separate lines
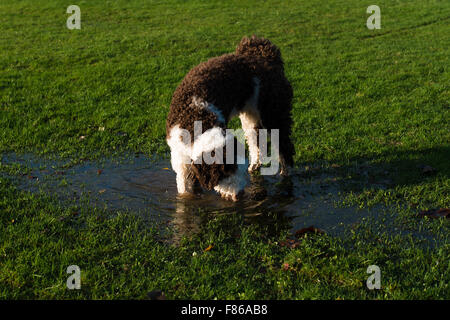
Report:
235,35,283,67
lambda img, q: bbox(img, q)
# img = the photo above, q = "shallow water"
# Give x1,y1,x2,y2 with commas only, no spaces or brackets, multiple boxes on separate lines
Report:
2,153,390,240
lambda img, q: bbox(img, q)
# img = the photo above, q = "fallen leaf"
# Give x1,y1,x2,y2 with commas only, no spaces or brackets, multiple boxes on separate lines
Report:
99,189,106,194
294,226,325,238
97,169,103,175
147,290,166,300
418,164,437,175
204,244,214,252
418,208,450,219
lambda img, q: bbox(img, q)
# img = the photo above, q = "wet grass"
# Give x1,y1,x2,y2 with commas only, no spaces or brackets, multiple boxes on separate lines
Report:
1,0,449,299
1,176,448,299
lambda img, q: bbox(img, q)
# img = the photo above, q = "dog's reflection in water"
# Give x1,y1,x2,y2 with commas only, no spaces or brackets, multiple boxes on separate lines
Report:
170,195,203,246
169,175,295,246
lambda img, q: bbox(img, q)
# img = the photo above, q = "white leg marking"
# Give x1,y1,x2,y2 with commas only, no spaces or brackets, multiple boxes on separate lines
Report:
239,77,262,173
167,125,194,194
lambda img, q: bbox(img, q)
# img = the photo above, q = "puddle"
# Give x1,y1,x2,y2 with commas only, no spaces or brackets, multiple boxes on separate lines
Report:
0,153,440,244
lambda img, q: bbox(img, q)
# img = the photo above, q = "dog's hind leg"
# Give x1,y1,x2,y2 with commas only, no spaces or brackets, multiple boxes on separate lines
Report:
256,75,294,176
240,77,263,174
239,112,262,174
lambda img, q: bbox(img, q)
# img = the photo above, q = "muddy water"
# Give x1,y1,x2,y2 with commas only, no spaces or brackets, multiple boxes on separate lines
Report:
2,153,390,240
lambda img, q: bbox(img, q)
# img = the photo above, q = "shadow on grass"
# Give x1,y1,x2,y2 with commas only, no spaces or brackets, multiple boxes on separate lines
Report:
295,145,449,195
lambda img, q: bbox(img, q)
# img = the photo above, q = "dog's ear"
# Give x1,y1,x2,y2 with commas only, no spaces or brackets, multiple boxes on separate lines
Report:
190,137,239,191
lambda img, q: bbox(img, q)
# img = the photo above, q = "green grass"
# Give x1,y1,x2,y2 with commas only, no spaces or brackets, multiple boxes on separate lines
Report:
1,178,448,299
0,0,449,299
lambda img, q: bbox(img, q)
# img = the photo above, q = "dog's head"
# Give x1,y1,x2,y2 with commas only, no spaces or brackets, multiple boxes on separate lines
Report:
190,127,248,201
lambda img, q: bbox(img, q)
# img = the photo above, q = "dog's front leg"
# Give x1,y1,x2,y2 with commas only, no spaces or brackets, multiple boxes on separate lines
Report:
173,162,195,194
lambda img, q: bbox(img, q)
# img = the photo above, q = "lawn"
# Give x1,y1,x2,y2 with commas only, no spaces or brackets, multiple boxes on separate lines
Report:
0,0,449,299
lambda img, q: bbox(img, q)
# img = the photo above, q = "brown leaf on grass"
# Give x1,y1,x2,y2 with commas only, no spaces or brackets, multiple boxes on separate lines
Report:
204,244,214,252
294,226,325,238
279,239,301,249
147,290,166,300
418,208,450,219
97,169,103,175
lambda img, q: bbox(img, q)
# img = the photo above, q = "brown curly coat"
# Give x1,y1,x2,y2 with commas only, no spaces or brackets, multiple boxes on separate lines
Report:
166,36,294,195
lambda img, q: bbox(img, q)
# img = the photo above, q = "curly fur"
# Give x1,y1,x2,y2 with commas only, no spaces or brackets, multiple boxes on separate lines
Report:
166,35,294,200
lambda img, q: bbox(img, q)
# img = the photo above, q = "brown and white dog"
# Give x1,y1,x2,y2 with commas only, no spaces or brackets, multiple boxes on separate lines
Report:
166,36,294,201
